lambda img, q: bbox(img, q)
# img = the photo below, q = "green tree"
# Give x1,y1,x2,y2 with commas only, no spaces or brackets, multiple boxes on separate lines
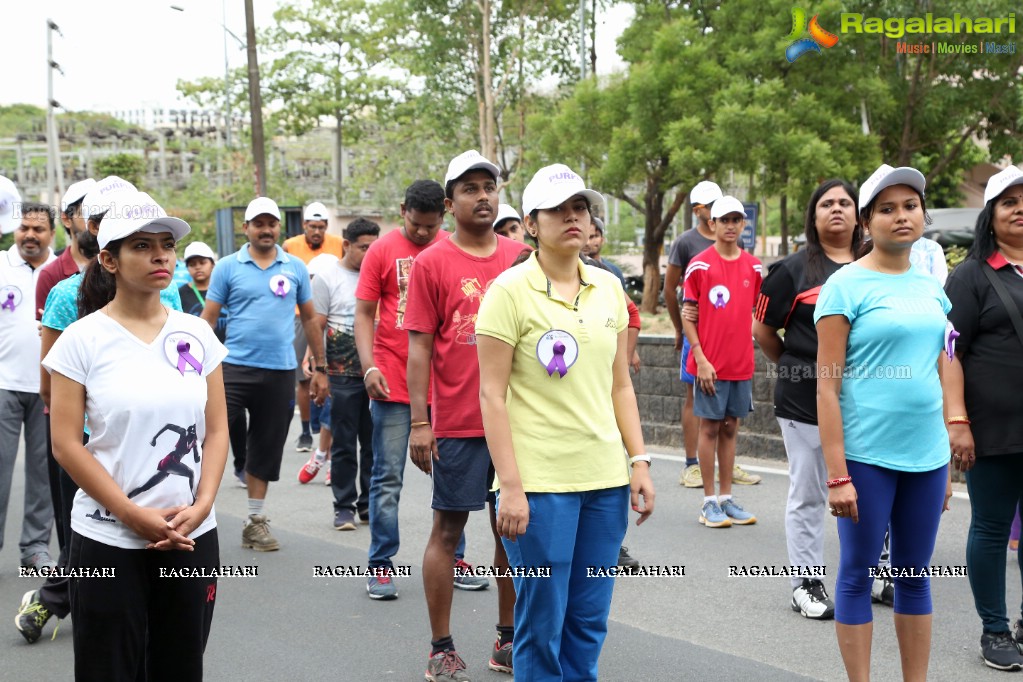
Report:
95,153,147,188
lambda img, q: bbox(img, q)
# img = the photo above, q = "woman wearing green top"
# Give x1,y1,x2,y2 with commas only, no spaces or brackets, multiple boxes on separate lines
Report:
477,164,654,681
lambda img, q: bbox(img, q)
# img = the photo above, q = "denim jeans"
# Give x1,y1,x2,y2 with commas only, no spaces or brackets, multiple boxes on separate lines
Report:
366,400,465,568
328,376,373,514
500,486,629,682
966,454,1023,633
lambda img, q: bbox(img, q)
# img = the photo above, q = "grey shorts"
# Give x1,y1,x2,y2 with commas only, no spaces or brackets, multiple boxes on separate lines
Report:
694,379,753,420
432,437,496,512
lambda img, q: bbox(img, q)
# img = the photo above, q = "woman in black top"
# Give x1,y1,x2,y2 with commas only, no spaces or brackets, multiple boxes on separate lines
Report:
944,165,1023,670
753,179,862,620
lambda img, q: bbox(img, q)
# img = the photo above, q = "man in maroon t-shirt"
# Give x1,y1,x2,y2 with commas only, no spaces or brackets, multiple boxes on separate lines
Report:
405,151,521,679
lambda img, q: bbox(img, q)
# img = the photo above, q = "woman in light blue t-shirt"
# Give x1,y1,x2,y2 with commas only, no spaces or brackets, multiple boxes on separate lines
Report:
815,165,964,682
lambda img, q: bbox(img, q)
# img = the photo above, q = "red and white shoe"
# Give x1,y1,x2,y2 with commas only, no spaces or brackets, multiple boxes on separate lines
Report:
297,455,324,484
324,468,332,486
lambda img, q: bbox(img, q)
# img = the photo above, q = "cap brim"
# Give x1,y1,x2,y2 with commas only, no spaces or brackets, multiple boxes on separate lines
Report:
531,189,605,214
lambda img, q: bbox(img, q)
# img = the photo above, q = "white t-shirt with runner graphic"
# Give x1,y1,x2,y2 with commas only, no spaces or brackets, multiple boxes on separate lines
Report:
43,308,228,549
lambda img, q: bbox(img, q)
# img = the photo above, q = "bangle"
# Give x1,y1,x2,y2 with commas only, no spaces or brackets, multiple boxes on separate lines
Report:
947,416,970,425
411,421,431,428
629,454,652,468
826,476,852,488
363,366,380,381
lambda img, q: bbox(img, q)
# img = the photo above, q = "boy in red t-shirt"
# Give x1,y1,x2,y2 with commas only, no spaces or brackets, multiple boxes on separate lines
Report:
404,151,522,680
682,196,763,529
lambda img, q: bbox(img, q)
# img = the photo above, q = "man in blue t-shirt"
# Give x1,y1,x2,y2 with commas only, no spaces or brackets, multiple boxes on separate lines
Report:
202,197,327,552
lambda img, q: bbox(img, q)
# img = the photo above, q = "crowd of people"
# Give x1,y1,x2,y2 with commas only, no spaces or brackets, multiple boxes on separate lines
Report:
0,154,1021,681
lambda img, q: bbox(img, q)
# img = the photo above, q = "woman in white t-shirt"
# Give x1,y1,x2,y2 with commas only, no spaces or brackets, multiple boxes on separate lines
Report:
44,192,228,682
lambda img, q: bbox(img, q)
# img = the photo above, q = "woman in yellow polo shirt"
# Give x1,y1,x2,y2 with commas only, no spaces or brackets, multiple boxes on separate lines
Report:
477,164,654,681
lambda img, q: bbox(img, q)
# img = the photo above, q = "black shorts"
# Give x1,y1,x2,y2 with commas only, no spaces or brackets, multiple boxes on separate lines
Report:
223,363,295,482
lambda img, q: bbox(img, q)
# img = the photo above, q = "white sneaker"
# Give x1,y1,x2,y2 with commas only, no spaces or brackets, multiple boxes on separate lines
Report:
791,579,835,620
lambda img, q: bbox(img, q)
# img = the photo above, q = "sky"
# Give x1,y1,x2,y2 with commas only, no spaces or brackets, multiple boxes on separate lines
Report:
8,1,632,115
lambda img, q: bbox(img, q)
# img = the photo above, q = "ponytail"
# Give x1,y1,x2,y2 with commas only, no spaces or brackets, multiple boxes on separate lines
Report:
77,239,123,318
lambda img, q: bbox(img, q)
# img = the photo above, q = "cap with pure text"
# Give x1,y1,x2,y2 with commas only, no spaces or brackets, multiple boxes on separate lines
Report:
245,197,281,222
522,164,605,217
0,175,21,235
690,181,723,206
82,176,139,222
494,203,521,229
183,241,217,263
444,150,500,186
97,192,190,249
61,178,97,213
984,166,1023,206
710,196,746,220
304,201,329,221
858,164,926,213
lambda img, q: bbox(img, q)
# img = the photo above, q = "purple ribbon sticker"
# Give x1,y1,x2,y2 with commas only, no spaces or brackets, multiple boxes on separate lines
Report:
1,292,14,312
714,292,726,310
274,278,286,297
945,325,959,362
176,341,204,376
545,341,568,378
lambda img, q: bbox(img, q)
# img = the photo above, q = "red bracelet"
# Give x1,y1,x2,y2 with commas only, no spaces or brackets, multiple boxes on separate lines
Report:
827,476,852,488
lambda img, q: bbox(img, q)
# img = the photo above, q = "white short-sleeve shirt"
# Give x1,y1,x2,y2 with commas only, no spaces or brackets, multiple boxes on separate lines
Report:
0,247,56,392
43,309,228,549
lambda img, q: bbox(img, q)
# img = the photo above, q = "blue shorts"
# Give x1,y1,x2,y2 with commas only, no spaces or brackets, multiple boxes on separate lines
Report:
694,379,753,420
680,337,695,384
432,437,495,512
310,396,332,433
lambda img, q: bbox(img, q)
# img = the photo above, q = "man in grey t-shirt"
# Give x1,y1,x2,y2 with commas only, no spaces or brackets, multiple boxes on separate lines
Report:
663,181,761,489
310,218,380,530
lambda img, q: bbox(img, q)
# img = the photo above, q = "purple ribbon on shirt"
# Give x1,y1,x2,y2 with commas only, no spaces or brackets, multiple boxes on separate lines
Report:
946,329,959,362
714,292,726,310
546,341,568,378
176,341,203,376
274,278,286,297
1,292,14,312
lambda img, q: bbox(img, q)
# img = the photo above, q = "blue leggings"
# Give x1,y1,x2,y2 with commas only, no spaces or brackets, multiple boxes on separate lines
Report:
835,461,948,625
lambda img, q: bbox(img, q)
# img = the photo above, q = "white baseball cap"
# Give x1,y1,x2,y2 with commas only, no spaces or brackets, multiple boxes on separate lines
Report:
858,164,926,213
183,241,217,263
97,192,190,249
61,178,97,213
82,176,138,222
710,196,746,220
984,166,1023,206
307,253,339,277
522,164,605,216
690,181,723,206
494,204,521,228
444,150,500,186
0,175,21,235
245,197,281,222
304,201,329,221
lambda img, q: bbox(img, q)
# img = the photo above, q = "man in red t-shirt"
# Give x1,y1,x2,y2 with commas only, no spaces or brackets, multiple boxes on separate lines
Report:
355,181,453,600
404,151,521,679
682,196,763,530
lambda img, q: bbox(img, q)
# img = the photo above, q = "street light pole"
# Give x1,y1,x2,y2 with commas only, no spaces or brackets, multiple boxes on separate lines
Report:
244,0,267,197
222,0,232,149
46,19,65,204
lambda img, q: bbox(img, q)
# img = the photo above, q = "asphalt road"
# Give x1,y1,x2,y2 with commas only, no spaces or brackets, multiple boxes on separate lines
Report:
1,416,1018,681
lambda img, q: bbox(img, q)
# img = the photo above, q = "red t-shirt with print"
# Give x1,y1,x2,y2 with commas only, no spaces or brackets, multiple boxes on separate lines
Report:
354,228,450,405
402,235,524,437
683,246,763,380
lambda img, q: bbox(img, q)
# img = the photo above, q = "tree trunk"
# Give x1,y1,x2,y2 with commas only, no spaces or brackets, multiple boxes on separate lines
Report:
477,0,497,161
640,230,662,314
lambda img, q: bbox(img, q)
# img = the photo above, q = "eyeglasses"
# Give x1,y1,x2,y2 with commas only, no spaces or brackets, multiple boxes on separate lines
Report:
714,216,745,225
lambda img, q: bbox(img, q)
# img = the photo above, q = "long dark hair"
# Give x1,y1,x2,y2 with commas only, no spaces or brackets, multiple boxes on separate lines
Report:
78,239,124,318
803,179,862,286
966,200,998,262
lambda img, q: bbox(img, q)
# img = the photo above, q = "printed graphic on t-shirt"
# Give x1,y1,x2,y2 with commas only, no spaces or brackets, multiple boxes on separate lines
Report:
453,276,487,345
1,284,22,312
127,423,200,503
325,323,361,376
395,256,414,329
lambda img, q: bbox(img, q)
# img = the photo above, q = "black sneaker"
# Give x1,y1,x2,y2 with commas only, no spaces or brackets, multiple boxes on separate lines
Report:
1013,617,1023,653
295,434,313,452
15,590,53,644
981,630,1023,670
870,576,894,606
618,546,640,571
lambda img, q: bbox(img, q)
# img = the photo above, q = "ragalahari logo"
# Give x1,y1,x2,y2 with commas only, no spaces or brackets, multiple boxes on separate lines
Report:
785,7,839,62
